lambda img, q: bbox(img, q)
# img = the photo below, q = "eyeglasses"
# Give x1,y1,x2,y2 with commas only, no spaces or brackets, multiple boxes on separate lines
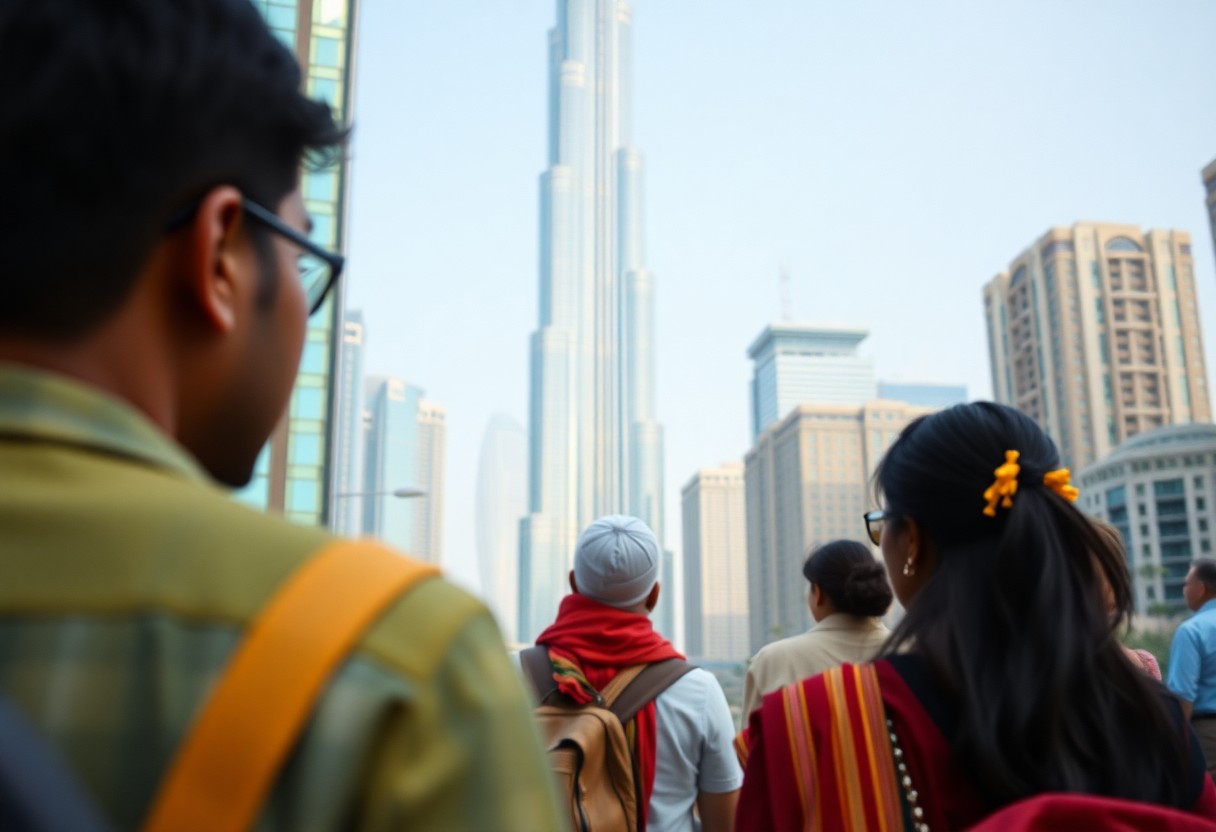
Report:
863,509,893,545
165,197,344,316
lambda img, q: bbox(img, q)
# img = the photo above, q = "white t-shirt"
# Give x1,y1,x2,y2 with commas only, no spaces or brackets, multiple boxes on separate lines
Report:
514,656,742,832
648,667,743,832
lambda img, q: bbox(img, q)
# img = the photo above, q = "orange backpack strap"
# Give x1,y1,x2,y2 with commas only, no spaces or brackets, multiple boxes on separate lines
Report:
143,541,439,832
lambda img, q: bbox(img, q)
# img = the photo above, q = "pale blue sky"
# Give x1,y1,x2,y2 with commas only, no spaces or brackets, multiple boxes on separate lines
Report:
344,0,1216,593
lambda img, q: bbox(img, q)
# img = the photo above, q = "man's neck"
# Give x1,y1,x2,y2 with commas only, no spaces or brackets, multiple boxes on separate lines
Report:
0,322,177,436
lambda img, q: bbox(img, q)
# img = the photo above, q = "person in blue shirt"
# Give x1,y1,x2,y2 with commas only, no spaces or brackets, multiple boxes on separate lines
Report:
1169,559,1216,776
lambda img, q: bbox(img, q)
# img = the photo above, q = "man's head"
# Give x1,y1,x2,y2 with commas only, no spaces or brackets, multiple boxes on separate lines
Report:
0,0,346,485
569,515,661,613
1184,560,1216,612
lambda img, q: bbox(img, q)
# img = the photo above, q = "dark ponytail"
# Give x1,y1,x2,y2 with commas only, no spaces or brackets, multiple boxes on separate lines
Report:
803,539,893,618
876,401,1187,809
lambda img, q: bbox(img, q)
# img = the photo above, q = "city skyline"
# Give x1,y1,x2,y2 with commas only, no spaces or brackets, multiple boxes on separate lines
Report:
343,2,1216,599
519,0,666,641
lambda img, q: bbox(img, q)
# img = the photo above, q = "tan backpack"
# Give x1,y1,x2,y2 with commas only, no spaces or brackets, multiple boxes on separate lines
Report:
521,647,692,832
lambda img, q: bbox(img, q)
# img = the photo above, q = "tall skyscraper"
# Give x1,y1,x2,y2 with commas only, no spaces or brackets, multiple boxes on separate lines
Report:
1204,159,1216,258
236,0,358,525
749,324,877,439
983,223,1210,471
332,310,365,535
745,401,930,654
476,416,528,643
413,400,446,564
520,1,665,641
682,463,749,661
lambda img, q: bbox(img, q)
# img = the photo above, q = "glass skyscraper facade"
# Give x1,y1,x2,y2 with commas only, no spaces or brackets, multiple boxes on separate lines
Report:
237,0,359,525
520,0,666,641
748,323,877,439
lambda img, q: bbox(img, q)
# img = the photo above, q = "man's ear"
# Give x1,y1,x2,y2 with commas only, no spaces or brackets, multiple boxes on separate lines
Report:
568,570,579,596
181,185,247,333
645,582,660,612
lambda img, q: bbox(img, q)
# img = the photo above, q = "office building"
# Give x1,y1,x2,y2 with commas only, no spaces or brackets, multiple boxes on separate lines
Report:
362,377,446,564
749,324,876,439
332,310,365,535
476,415,528,643
745,401,930,654
877,381,967,410
236,0,359,525
362,377,422,554
413,400,446,564
682,463,749,661
520,0,665,641
983,223,1210,472
1077,424,1216,613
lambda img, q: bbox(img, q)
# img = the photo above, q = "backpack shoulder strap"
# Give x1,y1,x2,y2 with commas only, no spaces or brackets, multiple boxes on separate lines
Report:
521,645,559,704
608,659,695,724
142,540,439,832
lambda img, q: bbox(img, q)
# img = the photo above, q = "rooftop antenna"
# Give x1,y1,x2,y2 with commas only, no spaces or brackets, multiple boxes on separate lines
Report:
779,265,793,322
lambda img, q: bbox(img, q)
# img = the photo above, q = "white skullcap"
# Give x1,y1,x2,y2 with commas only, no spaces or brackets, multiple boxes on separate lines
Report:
573,515,661,608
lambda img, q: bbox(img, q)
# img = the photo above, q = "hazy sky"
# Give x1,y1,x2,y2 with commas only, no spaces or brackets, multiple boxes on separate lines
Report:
344,0,1216,594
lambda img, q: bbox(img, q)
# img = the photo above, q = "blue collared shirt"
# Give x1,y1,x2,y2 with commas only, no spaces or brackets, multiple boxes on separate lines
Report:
1168,599,1216,712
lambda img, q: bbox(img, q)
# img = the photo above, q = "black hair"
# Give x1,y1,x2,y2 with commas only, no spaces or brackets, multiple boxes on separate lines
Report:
1193,560,1216,592
802,539,893,618
0,0,347,338
876,401,1188,809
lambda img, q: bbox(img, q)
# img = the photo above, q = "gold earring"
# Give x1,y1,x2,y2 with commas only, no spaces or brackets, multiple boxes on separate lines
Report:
903,559,915,577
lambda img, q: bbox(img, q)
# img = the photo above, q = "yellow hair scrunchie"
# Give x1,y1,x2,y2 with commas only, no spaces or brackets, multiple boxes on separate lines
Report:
983,450,1021,517
1043,468,1079,503
983,451,1081,517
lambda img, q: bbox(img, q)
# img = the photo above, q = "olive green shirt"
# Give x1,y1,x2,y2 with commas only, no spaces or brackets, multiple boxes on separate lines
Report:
0,363,564,831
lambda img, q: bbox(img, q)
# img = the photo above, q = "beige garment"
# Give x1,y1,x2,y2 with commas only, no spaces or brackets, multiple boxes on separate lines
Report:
742,613,890,719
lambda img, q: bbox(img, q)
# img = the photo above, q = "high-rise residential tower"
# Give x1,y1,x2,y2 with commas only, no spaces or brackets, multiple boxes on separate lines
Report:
745,401,930,654
520,1,665,641
749,324,877,439
682,463,749,661
983,223,1210,471
332,310,365,535
476,416,528,643
235,0,358,525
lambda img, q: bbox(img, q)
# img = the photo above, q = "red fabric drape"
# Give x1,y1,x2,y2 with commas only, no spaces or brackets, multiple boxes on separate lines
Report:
536,594,683,829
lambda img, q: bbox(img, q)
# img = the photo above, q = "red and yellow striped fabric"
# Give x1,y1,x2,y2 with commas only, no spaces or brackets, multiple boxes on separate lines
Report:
741,663,905,832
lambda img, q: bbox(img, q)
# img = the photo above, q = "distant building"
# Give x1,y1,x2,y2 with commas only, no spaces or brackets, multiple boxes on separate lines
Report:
362,378,444,563
1077,424,1216,613
331,310,365,535
682,463,749,661
748,324,876,439
983,223,1210,472
745,401,931,654
654,548,677,644
413,400,446,564
1204,159,1216,259
476,415,527,642
877,381,967,410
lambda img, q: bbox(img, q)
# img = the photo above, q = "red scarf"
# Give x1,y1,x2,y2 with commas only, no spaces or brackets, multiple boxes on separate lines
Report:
535,593,684,829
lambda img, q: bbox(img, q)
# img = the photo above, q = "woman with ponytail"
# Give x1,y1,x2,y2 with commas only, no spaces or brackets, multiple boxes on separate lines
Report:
741,540,892,718
735,402,1216,830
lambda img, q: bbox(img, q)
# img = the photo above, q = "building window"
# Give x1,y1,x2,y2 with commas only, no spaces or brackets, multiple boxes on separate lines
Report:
1204,540,1212,553
1195,476,1205,490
